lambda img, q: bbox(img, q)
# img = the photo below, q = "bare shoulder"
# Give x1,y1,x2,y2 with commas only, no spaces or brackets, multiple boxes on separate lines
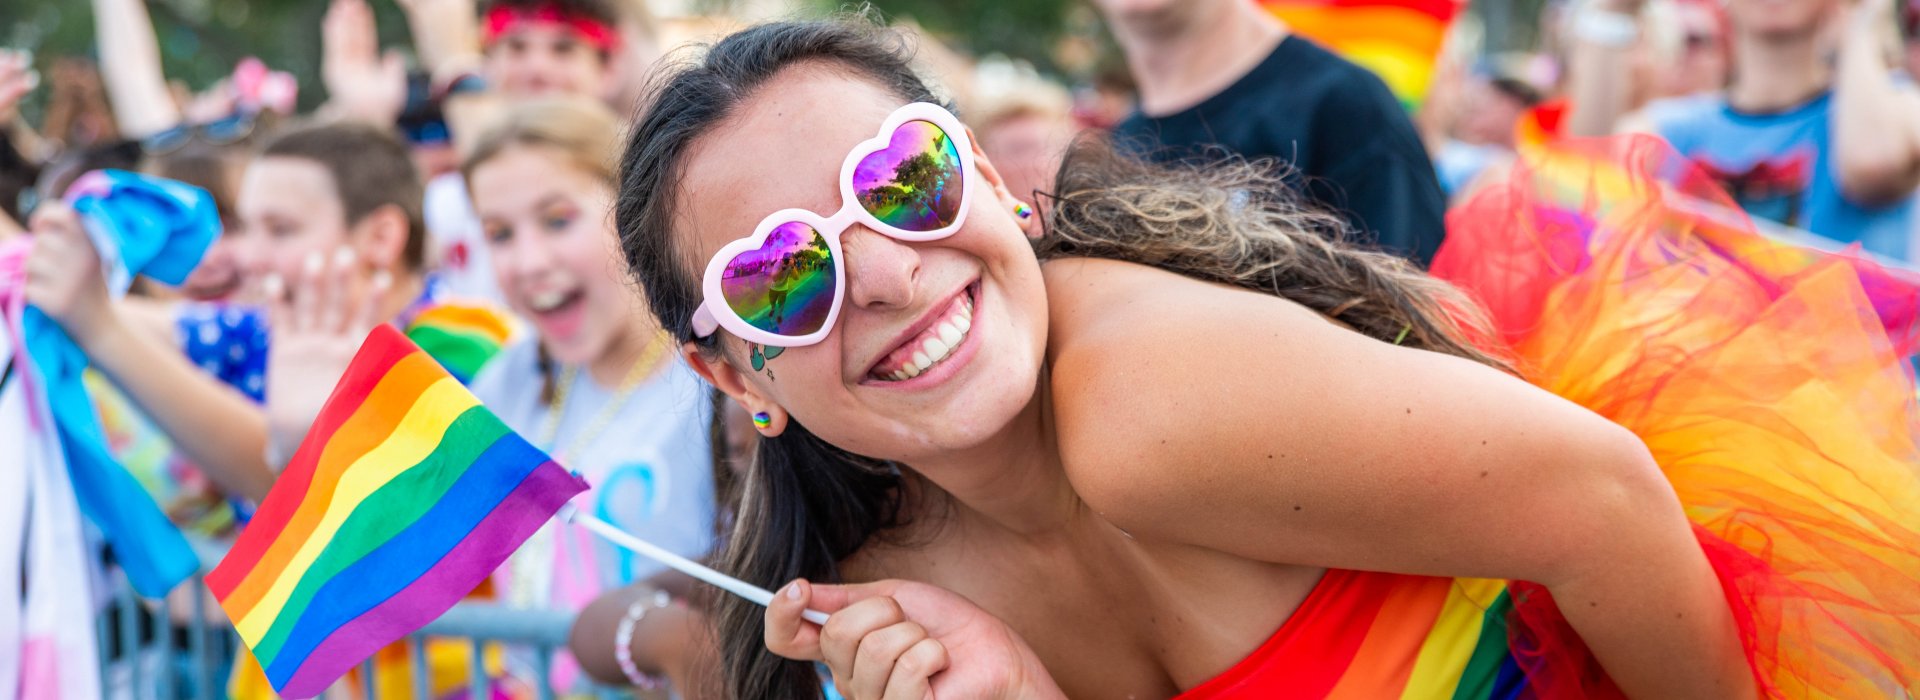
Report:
1040,257,1338,523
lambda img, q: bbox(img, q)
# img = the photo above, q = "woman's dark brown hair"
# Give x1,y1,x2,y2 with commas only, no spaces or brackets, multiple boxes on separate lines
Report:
615,16,1504,700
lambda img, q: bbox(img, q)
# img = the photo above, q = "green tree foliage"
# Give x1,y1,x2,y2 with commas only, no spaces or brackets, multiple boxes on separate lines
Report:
0,0,417,119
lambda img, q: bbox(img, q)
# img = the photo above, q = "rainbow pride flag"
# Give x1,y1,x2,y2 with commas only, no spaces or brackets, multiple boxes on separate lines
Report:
404,301,514,384
1258,0,1464,110
206,324,585,698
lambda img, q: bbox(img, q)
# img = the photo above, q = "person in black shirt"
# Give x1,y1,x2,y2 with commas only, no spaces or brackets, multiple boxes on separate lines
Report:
1099,0,1446,266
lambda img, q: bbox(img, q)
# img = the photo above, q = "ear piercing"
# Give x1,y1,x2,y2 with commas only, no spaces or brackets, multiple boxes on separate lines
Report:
752,412,772,429
1013,202,1033,219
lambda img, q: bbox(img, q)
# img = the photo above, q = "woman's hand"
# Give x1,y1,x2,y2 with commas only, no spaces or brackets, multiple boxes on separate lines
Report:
0,49,38,125
262,248,388,466
766,579,1064,700
320,0,407,126
23,204,121,349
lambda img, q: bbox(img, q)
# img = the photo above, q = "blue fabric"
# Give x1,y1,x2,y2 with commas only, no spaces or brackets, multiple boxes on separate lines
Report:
25,170,217,598
1649,92,1917,261
177,303,270,403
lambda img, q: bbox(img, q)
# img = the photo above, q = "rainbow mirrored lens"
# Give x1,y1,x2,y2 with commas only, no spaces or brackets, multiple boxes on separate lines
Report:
719,221,838,336
852,119,964,231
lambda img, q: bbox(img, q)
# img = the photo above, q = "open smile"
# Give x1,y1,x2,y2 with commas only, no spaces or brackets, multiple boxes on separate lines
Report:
865,280,980,385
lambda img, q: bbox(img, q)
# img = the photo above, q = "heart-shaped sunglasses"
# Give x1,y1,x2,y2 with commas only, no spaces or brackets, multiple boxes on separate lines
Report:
690,102,973,347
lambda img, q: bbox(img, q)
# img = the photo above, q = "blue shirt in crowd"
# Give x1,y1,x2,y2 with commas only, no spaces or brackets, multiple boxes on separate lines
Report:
1646,91,1916,262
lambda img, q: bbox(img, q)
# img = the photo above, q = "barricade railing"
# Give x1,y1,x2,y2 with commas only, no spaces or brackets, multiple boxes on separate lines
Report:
94,541,634,699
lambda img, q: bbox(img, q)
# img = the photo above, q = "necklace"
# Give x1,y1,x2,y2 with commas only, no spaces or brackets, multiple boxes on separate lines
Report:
536,330,672,463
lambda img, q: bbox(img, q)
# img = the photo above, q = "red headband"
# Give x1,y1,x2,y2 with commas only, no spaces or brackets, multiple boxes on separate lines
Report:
482,5,620,53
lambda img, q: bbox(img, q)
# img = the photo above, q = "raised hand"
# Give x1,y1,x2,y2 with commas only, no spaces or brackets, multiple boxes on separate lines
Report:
261,248,389,465
321,0,407,125
766,579,1065,700
23,204,120,349
393,0,481,77
0,49,39,124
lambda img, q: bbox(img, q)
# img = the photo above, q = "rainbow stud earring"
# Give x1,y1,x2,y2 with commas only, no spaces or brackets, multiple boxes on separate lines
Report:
752,412,772,429
1013,202,1033,219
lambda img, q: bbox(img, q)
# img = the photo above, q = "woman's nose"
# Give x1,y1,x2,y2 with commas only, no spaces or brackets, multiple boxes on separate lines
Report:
841,226,919,310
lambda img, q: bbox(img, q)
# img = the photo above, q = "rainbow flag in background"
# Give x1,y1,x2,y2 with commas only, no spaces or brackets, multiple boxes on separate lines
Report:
1258,0,1464,110
206,324,585,698
404,301,514,384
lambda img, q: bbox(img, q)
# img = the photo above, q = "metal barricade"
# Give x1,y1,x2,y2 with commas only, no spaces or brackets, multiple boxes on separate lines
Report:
95,552,635,700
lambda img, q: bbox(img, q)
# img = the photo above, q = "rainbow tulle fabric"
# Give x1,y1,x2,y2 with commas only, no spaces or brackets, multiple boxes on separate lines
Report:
1183,135,1920,697
1443,135,1920,696
1257,0,1462,110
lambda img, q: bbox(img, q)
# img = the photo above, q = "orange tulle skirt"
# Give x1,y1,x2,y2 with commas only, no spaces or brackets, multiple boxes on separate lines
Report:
1435,135,1920,698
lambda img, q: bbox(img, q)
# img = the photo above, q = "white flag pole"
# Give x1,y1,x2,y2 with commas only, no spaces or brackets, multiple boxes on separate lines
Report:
558,503,830,625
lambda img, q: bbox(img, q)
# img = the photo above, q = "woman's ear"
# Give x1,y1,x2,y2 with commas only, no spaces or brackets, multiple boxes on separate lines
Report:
683,342,789,437
967,127,1042,240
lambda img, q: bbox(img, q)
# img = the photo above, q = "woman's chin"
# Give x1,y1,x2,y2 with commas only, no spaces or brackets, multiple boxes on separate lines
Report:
538,338,598,368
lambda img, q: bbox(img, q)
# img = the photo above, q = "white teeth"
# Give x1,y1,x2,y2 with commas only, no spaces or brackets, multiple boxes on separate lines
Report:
530,290,572,312
877,289,980,382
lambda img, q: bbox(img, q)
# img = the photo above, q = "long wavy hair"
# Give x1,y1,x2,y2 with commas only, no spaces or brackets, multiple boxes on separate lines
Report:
615,16,1505,700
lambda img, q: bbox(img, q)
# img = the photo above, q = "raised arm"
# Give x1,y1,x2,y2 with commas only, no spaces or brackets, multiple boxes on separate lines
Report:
1046,259,1753,699
1560,0,1647,137
91,0,182,139
1832,0,1920,206
22,205,274,500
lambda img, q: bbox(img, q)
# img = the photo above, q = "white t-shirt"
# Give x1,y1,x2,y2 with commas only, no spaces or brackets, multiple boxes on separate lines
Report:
471,337,717,606
423,173,508,306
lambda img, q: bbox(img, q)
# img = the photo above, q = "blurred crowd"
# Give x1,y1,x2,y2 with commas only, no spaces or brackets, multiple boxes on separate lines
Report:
0,0,1914,697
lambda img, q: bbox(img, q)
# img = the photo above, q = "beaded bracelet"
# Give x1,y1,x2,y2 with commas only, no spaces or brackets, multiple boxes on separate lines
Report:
615,589,675,690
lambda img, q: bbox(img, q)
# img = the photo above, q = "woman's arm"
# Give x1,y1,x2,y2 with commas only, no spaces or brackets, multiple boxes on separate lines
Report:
91,0,182,139
569,573,722,695
1832,0,1920,206
23,205,274,500
1560,0,1648,138
1045,259,1753,699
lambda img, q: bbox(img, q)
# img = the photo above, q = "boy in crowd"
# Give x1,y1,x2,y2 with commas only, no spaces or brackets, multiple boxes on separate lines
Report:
1567,0,1920,260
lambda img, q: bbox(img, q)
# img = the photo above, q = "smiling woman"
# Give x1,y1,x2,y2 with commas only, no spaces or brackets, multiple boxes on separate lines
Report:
459,97,721,695
616,17,1920,700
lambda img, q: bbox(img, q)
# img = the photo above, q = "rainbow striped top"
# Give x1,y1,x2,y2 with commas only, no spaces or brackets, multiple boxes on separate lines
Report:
1180,570,1552,699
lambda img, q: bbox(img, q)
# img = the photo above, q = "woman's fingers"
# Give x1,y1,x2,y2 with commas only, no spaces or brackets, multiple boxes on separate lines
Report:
764,579,824,661
881,638,948,700
818,597,908,688
28,203,82,239
317,247,354,333
356,269,392,332
847,621,929,700
289,251,323,333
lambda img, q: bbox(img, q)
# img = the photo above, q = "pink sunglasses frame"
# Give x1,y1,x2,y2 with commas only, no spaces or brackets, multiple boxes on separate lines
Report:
690,102,975,347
